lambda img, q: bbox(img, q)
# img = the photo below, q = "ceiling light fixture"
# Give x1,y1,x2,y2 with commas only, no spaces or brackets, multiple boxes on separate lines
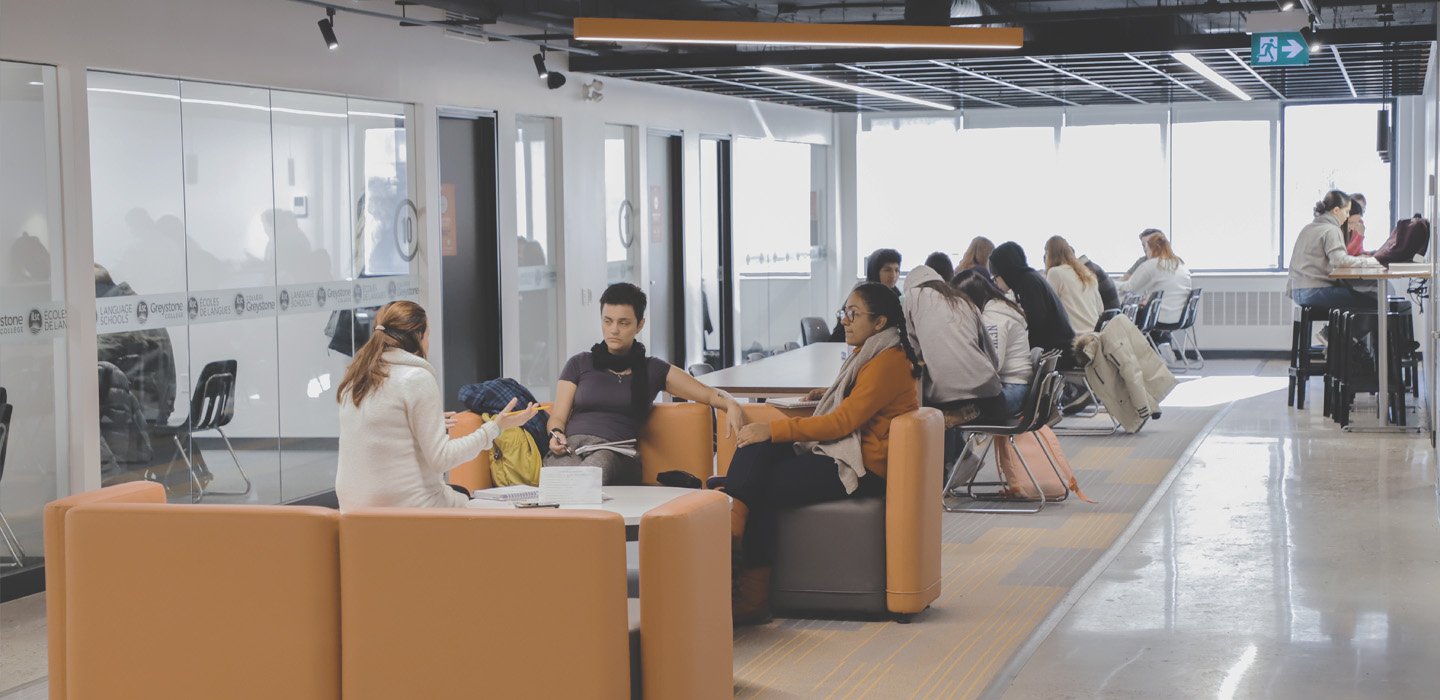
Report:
757,66,955,111
533,50,567,90
318,7,339,50
1279,1,1295,9
1170,52,1251,101
573,18,1022,50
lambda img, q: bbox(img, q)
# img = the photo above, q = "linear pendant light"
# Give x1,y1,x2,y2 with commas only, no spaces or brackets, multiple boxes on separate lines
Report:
1170,52,1252,101
573,18,1023,50
758,66,956,111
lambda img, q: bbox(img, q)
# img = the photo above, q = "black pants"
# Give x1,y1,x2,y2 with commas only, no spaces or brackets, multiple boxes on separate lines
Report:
726,442,884,567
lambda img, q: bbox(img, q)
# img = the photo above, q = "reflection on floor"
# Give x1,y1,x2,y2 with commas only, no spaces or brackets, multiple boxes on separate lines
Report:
2,359,1437,699
1000,359,1440,699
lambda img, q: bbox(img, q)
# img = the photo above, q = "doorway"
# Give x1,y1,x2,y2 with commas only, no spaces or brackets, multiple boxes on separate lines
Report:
438,112,501,404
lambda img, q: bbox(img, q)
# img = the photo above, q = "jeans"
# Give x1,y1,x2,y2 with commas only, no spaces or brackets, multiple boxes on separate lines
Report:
1291,284,1377,310
1000,382,1028,416
725,442,884,566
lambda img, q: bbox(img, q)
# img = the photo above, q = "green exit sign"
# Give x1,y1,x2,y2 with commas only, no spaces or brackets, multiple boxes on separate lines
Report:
1252,31,1309,67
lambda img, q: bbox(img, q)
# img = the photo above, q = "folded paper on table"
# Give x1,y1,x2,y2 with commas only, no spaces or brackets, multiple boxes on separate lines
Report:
539,466,604,505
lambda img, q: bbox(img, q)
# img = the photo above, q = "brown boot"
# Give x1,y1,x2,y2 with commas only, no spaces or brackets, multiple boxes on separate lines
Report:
732,566,773,626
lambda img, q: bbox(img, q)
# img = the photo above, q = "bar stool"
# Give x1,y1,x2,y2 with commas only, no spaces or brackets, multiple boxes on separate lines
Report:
1288,305,1328,409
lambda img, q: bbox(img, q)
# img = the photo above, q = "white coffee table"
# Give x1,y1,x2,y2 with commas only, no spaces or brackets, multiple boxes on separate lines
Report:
558,485,697,526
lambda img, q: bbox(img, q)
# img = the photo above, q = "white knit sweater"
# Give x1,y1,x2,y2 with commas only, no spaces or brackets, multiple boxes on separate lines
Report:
336,348,500,511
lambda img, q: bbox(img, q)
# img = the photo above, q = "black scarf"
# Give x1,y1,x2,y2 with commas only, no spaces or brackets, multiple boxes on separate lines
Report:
590,341,651,412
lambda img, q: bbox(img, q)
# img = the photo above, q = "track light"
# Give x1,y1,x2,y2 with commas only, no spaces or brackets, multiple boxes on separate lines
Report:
1279,1,1295,10
533,50,567,90
318,8,338,50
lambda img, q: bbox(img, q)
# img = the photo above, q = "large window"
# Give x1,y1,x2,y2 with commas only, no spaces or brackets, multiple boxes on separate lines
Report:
857,102,1393,273
732,138,829,355
1284,102,1393,253
1172,116,1277,270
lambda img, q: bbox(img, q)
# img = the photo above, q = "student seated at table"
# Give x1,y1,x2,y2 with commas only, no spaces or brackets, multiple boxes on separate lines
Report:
1122,228,1165,281
1078,253,1120,311
829,247,903,341
1345,193,1370,256
545,283,744,485
955,270,1033,416
336,301,540,511
1119,231,1193,353
922,251,955,284
1289,190,1387,310
987,242,1076,361
1043,235,1105,334
956,236,995,280
902,264,1005,421
727,282,921,624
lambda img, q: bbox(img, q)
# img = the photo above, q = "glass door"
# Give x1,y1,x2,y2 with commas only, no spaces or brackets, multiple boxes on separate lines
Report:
604,125,640,288
515,116,562,400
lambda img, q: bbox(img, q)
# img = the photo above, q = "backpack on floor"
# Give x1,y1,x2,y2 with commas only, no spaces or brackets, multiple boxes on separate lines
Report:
994,426,1094,502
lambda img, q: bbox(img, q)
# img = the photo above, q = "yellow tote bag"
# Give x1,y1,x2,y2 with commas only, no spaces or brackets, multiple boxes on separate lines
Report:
478,413,544,487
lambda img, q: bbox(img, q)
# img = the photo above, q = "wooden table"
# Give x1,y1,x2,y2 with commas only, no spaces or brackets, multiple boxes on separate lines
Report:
1329,264,1431,432
695,342,848,398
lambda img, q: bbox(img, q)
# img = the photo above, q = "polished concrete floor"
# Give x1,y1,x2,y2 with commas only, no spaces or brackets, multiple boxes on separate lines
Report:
1000,359,1440,699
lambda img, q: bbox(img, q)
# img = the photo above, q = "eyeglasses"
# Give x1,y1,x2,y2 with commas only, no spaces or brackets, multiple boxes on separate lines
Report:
835,308,874,323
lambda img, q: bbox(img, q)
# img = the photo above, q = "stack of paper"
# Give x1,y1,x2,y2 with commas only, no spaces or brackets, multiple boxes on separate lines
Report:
470,485,540,502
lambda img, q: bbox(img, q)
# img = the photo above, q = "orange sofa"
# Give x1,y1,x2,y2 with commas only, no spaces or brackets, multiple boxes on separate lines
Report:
717,405,943,620
448,401,715,491
46,485,733,699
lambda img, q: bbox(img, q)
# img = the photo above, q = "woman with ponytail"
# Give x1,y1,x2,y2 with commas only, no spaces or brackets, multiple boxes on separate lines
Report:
726,282,922,624
335,301,538,510
1288,189,1378,309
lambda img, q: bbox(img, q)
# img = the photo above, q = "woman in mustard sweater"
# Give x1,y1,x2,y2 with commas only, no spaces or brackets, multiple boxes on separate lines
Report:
727,283,921,624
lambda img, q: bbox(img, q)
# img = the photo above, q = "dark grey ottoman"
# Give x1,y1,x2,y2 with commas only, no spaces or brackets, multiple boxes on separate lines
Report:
771,496,888,617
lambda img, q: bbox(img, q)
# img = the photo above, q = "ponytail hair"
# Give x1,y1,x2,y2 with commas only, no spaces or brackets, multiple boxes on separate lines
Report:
852,282,922,378
1314,189,1350,217
336,300,428,407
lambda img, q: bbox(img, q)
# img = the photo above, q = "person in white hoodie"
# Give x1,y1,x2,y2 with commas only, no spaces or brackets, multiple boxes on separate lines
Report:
901,264,1005,421
335,301,538,510
955,269,1034,416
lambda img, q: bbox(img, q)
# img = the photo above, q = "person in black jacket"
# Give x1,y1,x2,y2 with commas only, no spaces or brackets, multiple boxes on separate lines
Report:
987,242,1076,360
828,248,903,341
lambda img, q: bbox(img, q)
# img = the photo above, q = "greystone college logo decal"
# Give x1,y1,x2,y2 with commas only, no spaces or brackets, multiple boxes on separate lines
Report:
353,284,363,306
388,280,397,301
135,300,149,325
27,309,42,335
279,290,290,312
234,293,246,317
317,286,327,308
187,297,199,320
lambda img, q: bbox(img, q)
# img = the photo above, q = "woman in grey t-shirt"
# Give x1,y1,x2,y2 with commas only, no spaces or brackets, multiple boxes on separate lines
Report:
544,283,745,484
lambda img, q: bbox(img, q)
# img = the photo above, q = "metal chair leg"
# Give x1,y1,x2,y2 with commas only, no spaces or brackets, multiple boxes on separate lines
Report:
944,435,1047,514
0,509,26,568
1053,375,1123,436
199,428,253,498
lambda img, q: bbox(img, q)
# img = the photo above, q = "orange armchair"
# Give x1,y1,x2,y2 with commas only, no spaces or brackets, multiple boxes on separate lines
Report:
43,481,166,700
448,401,715,491
717,405,943,620
340,507,632,699
62,501,341,699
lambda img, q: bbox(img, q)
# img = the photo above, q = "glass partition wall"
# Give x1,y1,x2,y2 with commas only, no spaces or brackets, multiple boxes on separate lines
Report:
0,61,67,580
88,72,420,504
515,115,562,400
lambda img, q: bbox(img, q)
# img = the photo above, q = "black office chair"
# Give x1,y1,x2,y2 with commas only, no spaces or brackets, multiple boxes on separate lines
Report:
1167,289,1205,371
1093,308,1121,333
799,317,830,346
943,350,1068,514
687,363,715,377
780,341,800,353
149,360,251,502
0,398,24,568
